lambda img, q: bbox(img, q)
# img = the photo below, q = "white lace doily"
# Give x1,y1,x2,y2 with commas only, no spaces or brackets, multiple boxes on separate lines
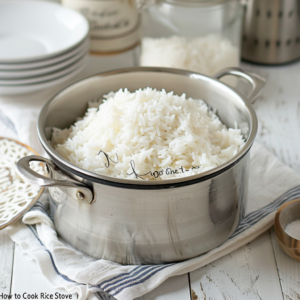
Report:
0,138,44,229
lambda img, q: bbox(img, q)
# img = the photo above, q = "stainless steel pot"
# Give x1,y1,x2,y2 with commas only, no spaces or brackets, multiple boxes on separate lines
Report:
17,67,264,265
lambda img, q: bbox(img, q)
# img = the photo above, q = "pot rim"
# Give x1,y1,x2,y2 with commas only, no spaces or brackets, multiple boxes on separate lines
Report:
37,67,258,186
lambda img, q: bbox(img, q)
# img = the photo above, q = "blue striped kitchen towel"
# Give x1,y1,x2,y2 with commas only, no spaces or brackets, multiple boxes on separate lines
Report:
0,109,18,138
6,142,300,300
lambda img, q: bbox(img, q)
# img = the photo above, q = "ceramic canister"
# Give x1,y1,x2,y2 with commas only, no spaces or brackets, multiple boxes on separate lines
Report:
62,0,141,53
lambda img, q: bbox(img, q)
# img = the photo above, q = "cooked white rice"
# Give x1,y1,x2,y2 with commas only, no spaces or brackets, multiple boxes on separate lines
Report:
140,35,239,77
53,88,245,180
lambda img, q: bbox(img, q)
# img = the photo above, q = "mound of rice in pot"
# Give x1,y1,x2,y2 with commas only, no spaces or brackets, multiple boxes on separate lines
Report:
53,88,245,180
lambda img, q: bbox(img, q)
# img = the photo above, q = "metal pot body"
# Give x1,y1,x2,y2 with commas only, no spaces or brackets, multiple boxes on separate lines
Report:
17,67,264,264
49,153,249,264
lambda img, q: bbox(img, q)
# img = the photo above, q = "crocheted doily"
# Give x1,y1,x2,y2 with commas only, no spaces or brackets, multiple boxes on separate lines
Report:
0,138,44,229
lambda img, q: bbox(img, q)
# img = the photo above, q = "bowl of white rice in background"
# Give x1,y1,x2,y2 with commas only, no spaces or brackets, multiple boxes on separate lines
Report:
17,67,265,265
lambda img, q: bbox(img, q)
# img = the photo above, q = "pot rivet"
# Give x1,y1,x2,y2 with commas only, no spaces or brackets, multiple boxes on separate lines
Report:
76,191,85,201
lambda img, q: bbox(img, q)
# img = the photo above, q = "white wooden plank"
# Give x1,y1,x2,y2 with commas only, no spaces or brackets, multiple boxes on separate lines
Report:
135,274,191,300
241,60,300,175
0,230,14,294
11,244,76,300
189,231,283,300
270,227,300,300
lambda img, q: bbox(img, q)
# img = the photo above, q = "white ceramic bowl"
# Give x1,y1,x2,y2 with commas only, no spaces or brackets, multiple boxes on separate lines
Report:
0,58,87,95
0,55,88,85
0,38,90,71
0,1,89,63
0,46,89,79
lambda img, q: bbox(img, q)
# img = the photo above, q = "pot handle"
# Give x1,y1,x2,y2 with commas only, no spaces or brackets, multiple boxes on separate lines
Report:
214,67,266,103
16,155,94,204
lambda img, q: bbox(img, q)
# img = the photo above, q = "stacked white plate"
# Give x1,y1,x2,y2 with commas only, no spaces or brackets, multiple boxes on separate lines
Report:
0,1,90,95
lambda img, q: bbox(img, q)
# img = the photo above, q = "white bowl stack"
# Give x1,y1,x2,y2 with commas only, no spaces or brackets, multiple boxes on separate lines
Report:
0,1,90,95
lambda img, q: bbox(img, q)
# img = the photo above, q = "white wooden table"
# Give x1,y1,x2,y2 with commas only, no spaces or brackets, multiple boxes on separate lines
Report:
1,50,300,300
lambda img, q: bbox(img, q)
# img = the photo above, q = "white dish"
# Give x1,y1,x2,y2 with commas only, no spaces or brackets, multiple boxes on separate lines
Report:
0,59,87,95
0,47,89,79
0,38,90,71
0,55,88,86
0,1,89,63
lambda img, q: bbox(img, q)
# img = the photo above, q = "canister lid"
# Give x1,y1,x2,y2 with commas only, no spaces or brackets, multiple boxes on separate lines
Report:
0,138,44,230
